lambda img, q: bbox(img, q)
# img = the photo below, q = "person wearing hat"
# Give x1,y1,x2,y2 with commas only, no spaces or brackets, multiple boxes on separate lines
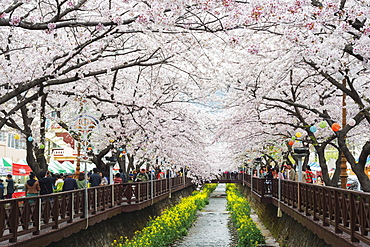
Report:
62,173,78,191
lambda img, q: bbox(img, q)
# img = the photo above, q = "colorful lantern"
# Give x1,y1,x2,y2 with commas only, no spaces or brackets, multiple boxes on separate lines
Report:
309,126,317,133
288,140,294,146
87,147,92,150
27,136,33,141
348,119,356,127
295,132,302,138
40,144,45,149
14,134,20,140
109,139,114,143
318,121,327,128
331,123,341,131
119,147,123,151
291,136,296,140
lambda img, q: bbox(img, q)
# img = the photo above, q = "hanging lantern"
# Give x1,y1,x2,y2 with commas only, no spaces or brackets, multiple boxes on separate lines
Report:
109,139,114,143
318,121,327,128
309,126,317,133
295,132,302,138
288,140,294,146
27,136,33,141
14,134,20,140
291,136,296,140
87,147,92,150
119,147,123,152
331,123,341,131
39,144,45,149
348,119,356,127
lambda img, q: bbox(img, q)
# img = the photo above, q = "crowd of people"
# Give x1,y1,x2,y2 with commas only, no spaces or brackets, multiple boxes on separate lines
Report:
0,166,184,200
254,164,324,185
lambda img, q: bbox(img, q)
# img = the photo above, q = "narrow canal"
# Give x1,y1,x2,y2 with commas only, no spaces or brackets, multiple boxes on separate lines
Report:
172,183,235,246
172,184,279,247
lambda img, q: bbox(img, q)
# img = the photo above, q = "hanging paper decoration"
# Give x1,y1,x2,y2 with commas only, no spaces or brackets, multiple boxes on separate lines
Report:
331,123,341,131
348,119,356,127
309,126,317,133
295,132,302,138
291,136,296,140
119,147,123,151
87,147,92,150
288,140,294,146
39,144,45,149
109,139,114,143
318,121,327,128
27,136,33,141
14,134,20,140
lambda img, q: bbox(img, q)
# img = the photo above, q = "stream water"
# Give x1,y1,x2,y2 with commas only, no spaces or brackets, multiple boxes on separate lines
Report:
171,183,279,247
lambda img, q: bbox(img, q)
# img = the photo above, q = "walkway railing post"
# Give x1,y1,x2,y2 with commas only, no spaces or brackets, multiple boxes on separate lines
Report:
151,170,154,204
169,177,172,198
68,193,74,223
277,175,282,217
111,184,115,208
35,197,41,235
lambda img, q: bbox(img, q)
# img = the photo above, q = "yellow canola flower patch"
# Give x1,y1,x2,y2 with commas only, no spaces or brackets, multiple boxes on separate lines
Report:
226,184,265,247
112,183,217,247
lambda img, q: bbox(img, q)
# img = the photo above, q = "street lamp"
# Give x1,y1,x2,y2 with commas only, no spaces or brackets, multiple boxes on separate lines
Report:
105,155,117,184
293,147,310,182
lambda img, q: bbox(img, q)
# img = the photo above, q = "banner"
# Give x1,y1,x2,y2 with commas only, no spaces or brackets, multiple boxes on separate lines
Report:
0,158,12,175
12,163,32,176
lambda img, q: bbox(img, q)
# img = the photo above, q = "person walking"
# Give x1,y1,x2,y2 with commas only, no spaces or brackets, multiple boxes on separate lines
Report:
89,168,101,187
100,172,109,185
76,173,87,189
284,164,296,181
119,169,128,183
135,168,149,182
114,173,123,184
25,172,40,204
6,174,15,199
54,174,64,192
62,173,78,191
0,179,4,199
39,170,55,195
304,166,314,183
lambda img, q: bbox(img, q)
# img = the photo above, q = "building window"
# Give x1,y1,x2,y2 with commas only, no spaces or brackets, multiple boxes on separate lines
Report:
7,133,26,150
0,131,6,142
